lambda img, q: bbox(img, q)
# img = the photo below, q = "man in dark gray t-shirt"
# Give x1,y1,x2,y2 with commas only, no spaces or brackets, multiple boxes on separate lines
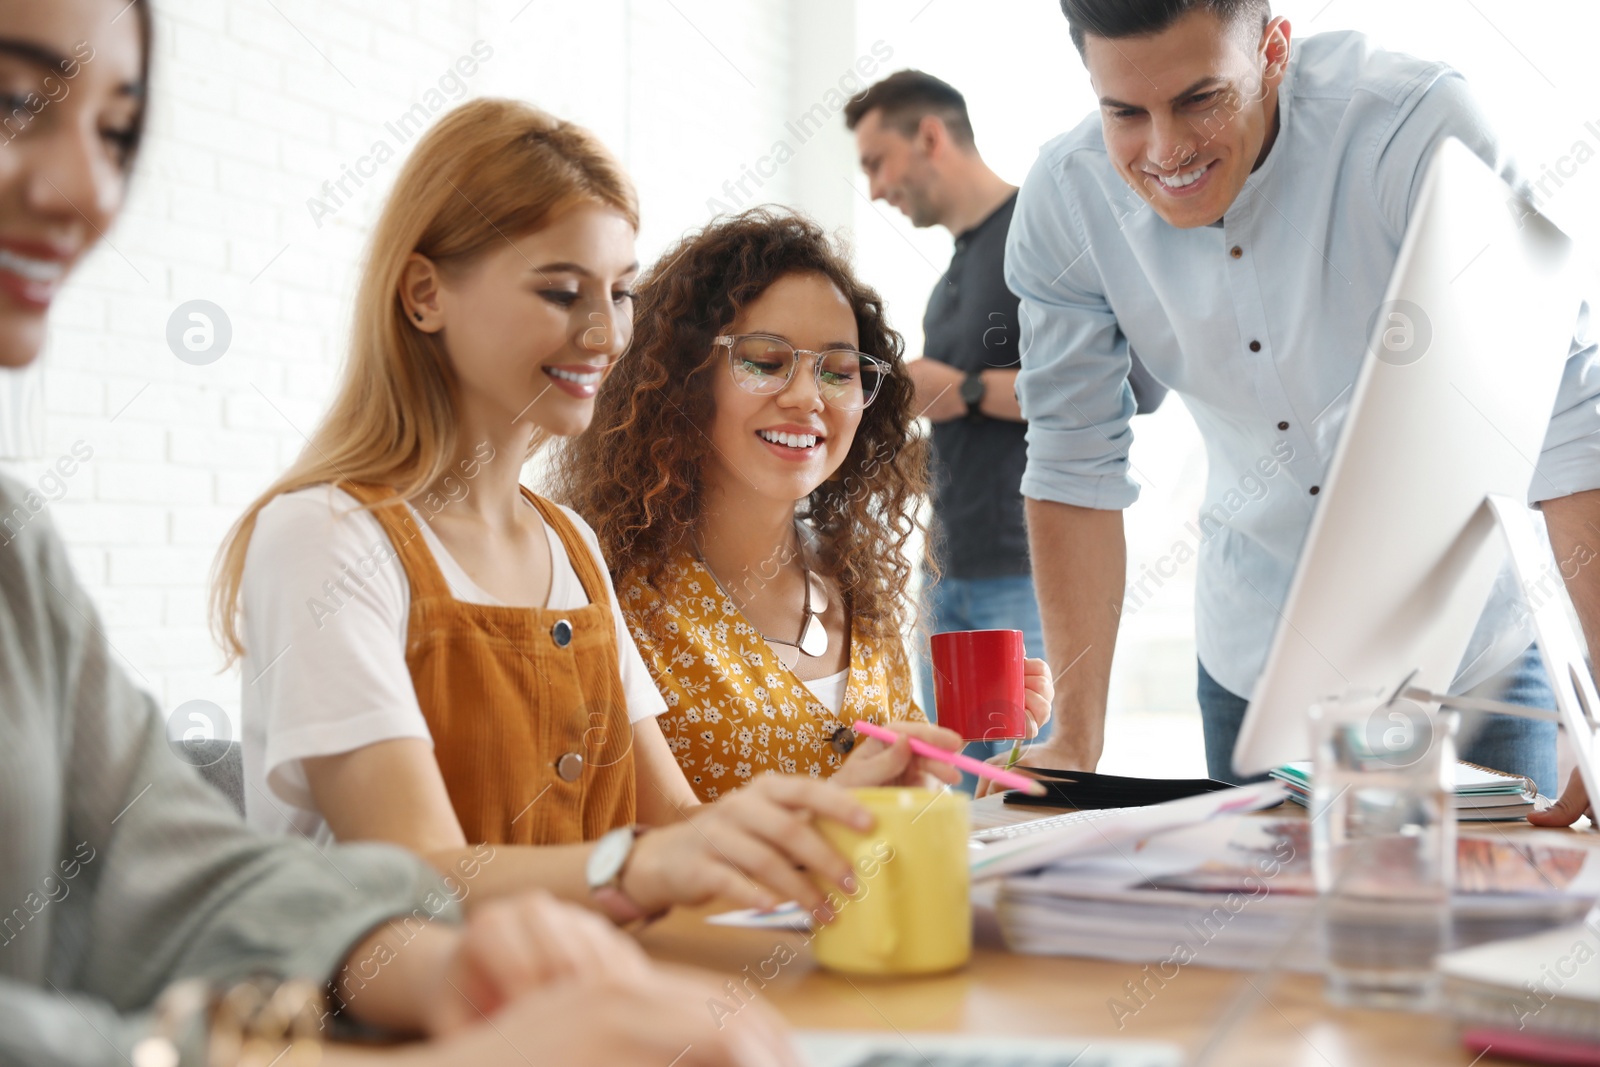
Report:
848,71,1163,784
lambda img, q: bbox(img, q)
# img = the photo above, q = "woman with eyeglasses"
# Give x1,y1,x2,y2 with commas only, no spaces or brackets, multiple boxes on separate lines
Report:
551,209,1052,802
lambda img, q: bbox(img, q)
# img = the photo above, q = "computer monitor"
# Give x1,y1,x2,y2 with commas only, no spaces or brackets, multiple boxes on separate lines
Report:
1233,138,1597,797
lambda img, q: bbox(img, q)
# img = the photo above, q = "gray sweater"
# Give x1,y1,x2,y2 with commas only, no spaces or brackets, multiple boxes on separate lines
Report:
0,474,458,1065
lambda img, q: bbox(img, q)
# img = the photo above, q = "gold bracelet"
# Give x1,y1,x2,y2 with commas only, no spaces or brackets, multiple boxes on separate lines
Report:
131,977,326,1067
209,977,325,1067
132,980,211,1067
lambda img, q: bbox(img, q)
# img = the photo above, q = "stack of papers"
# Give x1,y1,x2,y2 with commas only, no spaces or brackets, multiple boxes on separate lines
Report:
996,816,1600,970
1270,761,1544,821
1440,914,1600,1041
968,783,1286,881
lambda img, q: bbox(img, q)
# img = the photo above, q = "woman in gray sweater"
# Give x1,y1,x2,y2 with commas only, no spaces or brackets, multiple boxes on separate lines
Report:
0,3,794,1065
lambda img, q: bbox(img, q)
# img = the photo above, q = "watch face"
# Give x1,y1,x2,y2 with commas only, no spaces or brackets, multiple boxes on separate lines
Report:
960,374,985,405
586,826,633,888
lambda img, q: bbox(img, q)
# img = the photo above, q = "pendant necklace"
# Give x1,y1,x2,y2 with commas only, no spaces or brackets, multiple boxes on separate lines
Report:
696,523,829,671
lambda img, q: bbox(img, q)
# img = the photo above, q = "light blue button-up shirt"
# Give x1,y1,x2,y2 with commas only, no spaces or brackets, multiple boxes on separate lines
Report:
1008,30,1600,700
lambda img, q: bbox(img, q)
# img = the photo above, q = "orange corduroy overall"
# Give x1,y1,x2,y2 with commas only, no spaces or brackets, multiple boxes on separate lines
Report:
344,483,635,845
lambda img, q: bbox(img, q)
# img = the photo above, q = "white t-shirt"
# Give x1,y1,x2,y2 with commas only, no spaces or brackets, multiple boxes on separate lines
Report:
802,667,849,715
240,484,666,844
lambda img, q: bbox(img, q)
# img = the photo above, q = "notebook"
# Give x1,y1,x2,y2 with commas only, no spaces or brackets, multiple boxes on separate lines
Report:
1439,911,1600,1041
1270,760,1544,821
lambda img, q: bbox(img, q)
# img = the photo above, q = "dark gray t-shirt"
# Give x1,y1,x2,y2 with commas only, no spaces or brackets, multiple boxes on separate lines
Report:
923,192,1164,579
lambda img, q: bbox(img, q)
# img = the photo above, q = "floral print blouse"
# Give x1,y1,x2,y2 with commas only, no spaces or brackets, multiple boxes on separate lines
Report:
619,555,925,801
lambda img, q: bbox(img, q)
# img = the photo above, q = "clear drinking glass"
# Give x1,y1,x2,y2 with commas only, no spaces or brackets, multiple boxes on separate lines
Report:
1310,694,1457,1009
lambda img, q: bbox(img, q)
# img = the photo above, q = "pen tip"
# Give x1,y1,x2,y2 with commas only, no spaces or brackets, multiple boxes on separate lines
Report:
1025,781,1047,796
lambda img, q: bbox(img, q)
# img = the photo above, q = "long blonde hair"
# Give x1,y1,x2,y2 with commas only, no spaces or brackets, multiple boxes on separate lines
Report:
211,98,638,662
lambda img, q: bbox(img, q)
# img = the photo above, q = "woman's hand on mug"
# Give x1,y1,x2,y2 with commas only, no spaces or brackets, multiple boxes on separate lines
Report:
968,660,1055,799
833,721,963,790
620,776,872,916
953,659,1056,799
1022,657,1054,738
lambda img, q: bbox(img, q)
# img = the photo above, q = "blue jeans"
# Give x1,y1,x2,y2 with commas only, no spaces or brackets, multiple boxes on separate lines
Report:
1197,646,1558,795
916,573,1049,794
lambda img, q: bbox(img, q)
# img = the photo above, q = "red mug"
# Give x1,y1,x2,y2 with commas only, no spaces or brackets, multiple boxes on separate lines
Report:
929,629,1027,742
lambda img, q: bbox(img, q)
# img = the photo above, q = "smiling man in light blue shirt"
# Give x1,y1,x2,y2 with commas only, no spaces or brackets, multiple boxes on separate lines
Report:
1004,0,1600,806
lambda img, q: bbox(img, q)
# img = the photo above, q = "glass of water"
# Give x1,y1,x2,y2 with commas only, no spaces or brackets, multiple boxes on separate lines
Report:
1309,693,1457,1009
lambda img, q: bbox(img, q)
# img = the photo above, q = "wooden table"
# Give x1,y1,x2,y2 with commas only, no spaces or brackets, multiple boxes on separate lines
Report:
639,797,1558,1067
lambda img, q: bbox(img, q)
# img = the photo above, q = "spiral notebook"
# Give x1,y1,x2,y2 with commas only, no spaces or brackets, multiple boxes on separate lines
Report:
1270,760,1544,821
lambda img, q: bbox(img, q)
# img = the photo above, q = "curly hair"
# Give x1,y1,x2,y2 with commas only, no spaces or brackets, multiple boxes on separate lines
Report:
548,208,931,643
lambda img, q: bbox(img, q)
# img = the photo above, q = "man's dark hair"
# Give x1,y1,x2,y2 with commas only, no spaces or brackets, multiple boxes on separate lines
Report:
843,69,975,150
1059,0,1270,55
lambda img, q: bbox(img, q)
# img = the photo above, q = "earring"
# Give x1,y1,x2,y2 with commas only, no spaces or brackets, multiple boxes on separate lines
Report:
413,311,423,322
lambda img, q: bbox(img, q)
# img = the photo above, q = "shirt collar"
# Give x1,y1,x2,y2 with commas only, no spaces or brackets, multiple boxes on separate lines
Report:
1230,47,1300,212
956,189,1019,244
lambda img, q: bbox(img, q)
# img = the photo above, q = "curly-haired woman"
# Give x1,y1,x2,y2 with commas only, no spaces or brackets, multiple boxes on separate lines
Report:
551,209,1052,802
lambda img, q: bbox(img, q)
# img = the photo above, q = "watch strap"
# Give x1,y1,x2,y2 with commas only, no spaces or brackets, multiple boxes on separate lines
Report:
588,825,663,926
592,883,651,925
961,371,986,417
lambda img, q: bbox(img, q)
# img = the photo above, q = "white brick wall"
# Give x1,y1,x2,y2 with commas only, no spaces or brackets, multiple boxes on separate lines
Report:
2,0,825,737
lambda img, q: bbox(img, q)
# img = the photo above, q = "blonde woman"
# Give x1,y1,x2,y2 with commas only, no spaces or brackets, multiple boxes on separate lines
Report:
215,100,957,922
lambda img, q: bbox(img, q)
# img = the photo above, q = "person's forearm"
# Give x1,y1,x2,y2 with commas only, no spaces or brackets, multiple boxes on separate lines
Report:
1024,498,1125,768
631,719,702,825
1542,488,1600,670
335,918,460,1036
635,775,699,825
422,844,596,913
913,365,966,422
978,369,1023,422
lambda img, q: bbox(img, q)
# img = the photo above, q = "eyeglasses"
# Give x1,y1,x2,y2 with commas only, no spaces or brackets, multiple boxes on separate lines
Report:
715,333,889,412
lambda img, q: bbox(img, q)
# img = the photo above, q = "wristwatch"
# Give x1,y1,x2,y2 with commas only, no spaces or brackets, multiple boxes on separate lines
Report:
587,824,655,924
959,371,987,418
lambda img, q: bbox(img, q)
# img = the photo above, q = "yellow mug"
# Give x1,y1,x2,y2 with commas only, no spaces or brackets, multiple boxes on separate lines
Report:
811,787,971,976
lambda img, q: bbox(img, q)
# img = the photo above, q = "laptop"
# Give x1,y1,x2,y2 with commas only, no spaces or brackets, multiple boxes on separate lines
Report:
796,1030,1182,1066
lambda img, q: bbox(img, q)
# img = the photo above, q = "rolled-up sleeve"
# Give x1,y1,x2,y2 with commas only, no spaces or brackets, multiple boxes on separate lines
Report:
0,495,461,1067
1533,291,1600,505
1006,151,1140,510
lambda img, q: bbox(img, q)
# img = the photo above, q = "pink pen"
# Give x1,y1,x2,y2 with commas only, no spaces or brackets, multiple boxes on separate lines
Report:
851,719,1047,796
